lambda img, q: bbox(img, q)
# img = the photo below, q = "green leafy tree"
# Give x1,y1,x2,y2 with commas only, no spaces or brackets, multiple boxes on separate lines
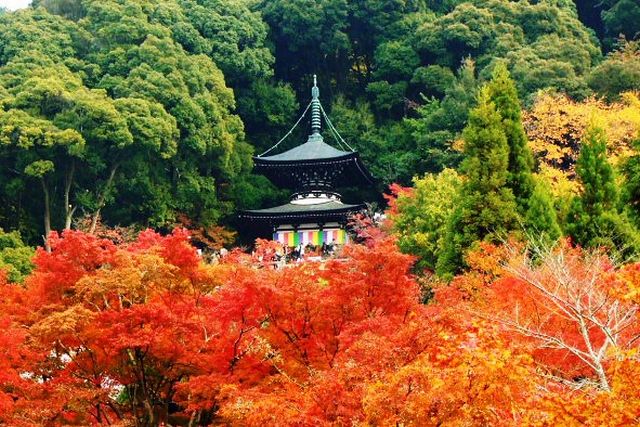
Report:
59,0,251,227
372,40,420,83
32,0,86,20
330,96,418,185
0,48,178,237
601,0,640,49
589,39,640,100
414,0,600,100
0,6,90,64
406,58,478,174
346,0,425,85
485,62,561,240
365,80,408,117
411,65,456,98
0,87,85,242
566,126,640,257
259,0,351,94
623,136,640,227
0,228,33,283
235,80,299,153
436,88,519,276
170,0,290,158
390,169,461,272
176,0,274,85
0,2,249,243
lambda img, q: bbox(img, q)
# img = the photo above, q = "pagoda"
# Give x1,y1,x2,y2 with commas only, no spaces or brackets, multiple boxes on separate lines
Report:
240,76,374,249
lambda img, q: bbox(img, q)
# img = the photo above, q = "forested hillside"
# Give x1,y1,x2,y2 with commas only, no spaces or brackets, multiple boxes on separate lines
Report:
0,0,638,246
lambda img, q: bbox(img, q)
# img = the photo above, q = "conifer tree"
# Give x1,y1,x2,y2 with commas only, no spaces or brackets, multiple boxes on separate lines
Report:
487,63,561,241
486,63,535,211
566,126,640,256
525,181,562,243
436,89,519,276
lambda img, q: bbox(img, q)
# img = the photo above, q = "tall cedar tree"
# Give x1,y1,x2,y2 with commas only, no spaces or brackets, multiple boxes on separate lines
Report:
486,63,535,209
487,63,560,241
525,182,562,242
566,126,640,256
436,88,518,276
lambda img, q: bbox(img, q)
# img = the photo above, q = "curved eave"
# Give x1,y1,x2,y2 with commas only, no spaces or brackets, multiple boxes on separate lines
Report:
239,203,365,222
255,136,354,162
253,151,357,167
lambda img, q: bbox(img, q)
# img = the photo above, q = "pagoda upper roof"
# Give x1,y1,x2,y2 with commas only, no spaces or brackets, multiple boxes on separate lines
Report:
251,76,374,191
254,134,355,164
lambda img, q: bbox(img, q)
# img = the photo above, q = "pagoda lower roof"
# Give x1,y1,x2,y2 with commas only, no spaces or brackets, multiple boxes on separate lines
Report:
240,200,364,222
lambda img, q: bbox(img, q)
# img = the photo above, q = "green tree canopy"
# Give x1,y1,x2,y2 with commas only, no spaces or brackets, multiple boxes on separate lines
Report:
486,63,535,210
0,2,250,242
391,169,462,273
601,0,640,49
259,0,351,94
437,88,519,276
623,137,640,227
589,39,640,100
566,126,640,257
0,228,33,283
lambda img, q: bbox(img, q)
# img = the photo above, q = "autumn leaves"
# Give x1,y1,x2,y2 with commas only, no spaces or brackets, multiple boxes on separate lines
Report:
0,229,638,424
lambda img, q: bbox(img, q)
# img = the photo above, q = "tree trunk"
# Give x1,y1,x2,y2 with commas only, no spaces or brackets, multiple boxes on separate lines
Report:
64,160,77,230
90,163,119,234
144,400,156,426
41,178,51,252
188,410,201,427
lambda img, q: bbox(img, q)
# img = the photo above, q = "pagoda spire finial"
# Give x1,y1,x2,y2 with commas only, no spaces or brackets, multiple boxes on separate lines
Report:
310,74,321,136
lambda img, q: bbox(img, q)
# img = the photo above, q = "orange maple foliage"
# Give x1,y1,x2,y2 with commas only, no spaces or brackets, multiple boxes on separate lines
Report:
176,214,237,251
0,229,639,425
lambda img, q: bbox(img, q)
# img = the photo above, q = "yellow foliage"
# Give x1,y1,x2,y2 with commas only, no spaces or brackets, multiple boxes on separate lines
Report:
74,252,183,308
536,167,580,202
30,304,95,341
524,92,640,195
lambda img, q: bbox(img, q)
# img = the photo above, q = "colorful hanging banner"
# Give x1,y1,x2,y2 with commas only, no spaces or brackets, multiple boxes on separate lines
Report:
273,229,348,246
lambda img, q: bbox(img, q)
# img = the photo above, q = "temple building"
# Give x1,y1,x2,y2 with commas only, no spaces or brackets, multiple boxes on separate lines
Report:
240,76,374,251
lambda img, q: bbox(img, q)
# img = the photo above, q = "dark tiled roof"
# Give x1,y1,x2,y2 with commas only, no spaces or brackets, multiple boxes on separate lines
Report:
241,200,364,220
255,136,354,163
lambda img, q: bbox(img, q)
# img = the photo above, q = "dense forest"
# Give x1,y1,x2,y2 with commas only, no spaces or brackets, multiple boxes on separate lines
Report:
0,0,638,244
0,0,640,425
